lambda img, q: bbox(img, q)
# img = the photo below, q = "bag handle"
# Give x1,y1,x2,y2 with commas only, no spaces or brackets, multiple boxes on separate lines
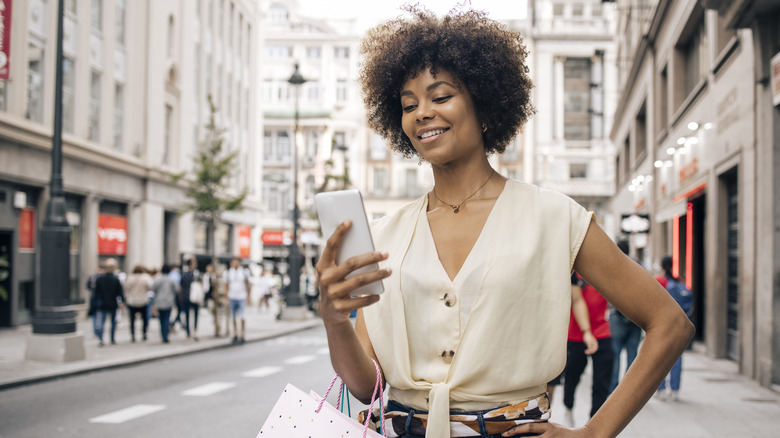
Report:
316,359,386,437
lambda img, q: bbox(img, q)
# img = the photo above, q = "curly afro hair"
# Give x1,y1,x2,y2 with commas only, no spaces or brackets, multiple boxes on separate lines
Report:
360,6,534,158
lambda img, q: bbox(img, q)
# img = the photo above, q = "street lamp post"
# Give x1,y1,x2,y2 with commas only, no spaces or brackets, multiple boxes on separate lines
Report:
282,63,306,315
27,0,84,362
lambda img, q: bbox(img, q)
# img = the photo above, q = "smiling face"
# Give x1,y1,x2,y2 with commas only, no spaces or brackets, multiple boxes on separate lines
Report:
400,68,484,166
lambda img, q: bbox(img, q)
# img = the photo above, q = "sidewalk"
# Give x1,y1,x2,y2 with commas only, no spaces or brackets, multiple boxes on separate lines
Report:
550,346,780,437
0,302,322,391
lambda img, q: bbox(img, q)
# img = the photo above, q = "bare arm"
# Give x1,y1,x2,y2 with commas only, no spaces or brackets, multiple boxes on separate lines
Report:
316,220,392,404
571,284,598,355
506,220,693,438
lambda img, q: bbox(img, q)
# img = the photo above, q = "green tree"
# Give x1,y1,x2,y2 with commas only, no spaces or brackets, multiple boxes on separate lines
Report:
173,95,246,271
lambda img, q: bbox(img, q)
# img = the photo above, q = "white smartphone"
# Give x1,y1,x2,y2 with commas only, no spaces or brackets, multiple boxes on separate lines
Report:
314,189,384,296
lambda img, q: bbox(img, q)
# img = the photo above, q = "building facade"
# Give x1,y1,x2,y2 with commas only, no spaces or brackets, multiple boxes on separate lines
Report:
0,0,263,327
610,0,780,389
522,0,619,232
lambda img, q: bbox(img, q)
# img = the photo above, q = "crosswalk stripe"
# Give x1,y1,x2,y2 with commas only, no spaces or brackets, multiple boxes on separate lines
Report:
182,382,236,396
90,404,166,424
285,355,316,365
243,366,283,378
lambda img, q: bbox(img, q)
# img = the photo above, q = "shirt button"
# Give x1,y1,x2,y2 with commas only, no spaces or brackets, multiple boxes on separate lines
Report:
442,292,457,307
440,350,455,364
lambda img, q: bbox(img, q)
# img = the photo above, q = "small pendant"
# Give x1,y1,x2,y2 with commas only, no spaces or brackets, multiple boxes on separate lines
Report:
453,206,460,213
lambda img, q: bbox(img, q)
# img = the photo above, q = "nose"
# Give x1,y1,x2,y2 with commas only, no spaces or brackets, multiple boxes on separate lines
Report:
415,101,435,122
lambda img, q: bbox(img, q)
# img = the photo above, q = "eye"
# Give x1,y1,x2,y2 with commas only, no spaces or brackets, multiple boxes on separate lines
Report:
402,104,417,112
433,95,452,104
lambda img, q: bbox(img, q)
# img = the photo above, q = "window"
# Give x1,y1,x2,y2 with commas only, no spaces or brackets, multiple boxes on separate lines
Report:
305,130,319,162
592,3,602,17
264,46,291,58
263,130,291,163
570,163,588,179
92,0,103,32
336,80,348,102
62,57,76,133
114,84,124,150
167,16,175,58
27,43,45,123
502,136,520,161
65,0,77,14
370,133,388,161
267,4,288,23
89,71,102,141
334,47,350,59
0,80,7,111
716,15,737,55
675,15,707,107
635,103,647,162
572,3,583,17
263,174,289,215
307,47,321,59
306,80,320,102
164,105,172,164
622,136,630,181
553,3,564,16
373,167,388,196
563,57,591,140
332,132,346,151
115,0,126,46
658,66,668,130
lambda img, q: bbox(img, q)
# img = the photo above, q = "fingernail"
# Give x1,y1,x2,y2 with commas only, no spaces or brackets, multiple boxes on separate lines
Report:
343,219,352,226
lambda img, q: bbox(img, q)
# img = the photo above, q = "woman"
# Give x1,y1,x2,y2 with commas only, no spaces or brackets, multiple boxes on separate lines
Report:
151,264,178,343
124,265,153,342
316,8,693,438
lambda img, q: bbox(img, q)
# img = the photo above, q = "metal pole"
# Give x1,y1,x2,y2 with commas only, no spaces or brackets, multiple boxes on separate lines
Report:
284,64,305,308
33,0,76,334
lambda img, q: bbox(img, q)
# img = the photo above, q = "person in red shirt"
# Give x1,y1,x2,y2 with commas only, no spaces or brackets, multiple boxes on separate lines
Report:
562,273,614,426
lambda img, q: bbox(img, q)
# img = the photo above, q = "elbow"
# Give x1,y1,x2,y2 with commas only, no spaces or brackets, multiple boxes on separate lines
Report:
672,311,695,350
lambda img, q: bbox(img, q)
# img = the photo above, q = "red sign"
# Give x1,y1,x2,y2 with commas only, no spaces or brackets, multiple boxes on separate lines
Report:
0,0,12,80
238,225,251,258
97,214,127,255
261,230,285,246
18,208,34,250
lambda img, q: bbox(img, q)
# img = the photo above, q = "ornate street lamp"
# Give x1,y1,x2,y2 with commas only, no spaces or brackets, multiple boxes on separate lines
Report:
282,63,306,314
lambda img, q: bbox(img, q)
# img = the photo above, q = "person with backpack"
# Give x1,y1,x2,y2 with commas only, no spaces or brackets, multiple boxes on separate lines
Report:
655,255,694,400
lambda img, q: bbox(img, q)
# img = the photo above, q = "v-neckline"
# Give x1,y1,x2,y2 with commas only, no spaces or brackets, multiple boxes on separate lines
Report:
422,180,507,284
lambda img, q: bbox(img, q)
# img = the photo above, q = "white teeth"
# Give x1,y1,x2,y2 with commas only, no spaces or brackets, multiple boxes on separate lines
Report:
420,129,446,139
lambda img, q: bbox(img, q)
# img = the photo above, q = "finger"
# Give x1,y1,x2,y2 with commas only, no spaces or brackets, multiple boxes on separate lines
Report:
331,293,381,314
333,250,389,279
320,220,353,265
324,267,392,302
503,421,554,437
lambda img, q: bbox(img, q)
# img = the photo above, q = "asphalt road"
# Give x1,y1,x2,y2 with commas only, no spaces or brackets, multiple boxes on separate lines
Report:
0,325,368,438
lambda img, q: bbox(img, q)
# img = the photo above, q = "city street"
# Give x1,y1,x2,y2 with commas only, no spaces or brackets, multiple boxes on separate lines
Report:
0,326,363,438
2,321,780,437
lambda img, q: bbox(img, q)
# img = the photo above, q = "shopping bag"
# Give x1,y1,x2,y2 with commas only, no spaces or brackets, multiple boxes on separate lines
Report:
189,280,204,305
257,360,386,438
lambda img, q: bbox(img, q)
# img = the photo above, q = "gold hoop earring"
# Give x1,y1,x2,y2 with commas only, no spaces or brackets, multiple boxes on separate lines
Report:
481,123,488,133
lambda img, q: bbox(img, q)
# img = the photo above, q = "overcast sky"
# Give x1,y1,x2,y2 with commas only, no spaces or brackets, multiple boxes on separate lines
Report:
296,0,529,23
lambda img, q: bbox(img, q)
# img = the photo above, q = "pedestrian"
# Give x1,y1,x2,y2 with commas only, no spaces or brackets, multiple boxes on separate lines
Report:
180,258,202,341
257,267,275,311
315,7,694,437
86,261,106,340
562,274,615,426
168,263,183,333
609,241,643,392
93,258,125,346
224,257,250,344
546,277,599,406
202,264,215,310
655,255,694,401
146,267,158,323
124,265,153,342
151,264,178,343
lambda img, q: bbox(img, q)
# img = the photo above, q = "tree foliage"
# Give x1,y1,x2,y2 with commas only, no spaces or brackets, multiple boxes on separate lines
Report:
173,95,246,265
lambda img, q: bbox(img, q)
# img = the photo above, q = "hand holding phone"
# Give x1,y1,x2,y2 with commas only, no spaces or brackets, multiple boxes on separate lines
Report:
314,190,384,296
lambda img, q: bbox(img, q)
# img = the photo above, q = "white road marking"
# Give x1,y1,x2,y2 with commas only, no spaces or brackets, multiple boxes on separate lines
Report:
285,355,316,365
243,366,283,378
181,382,236,396
90,404,166,424
317,347,330,355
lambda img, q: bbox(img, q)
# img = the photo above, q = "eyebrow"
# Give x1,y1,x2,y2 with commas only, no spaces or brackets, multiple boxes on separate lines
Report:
400,81,457,97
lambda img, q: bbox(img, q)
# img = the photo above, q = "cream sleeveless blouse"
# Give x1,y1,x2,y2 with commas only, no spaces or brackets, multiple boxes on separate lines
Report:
364,180,593,438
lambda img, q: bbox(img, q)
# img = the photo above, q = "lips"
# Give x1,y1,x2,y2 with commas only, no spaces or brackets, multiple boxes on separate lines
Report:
417,128,450,139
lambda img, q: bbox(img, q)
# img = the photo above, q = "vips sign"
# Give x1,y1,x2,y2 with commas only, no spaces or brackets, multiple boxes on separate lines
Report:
0,0,12,80
97,214,127,255
238,225,251,258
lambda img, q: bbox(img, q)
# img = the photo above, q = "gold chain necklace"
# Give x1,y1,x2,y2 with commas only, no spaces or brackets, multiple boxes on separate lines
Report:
432,172,494,214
